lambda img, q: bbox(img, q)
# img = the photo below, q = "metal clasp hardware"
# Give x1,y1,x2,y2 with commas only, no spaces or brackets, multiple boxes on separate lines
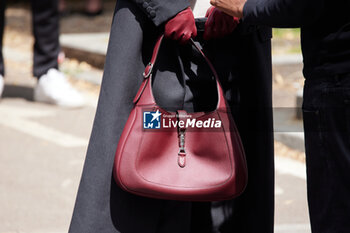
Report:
143,63,153,78
178,129,186,168
179,130,185,152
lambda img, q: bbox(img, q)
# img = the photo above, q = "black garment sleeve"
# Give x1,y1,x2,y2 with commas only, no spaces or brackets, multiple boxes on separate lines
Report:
243,0,325,28
129,0,190,26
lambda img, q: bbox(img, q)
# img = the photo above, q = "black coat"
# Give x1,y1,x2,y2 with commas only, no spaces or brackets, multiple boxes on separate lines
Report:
243,0,350,79
69,1,274,233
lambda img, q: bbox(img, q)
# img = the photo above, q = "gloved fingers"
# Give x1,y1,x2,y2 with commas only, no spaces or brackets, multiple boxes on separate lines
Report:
204,11,216,40
204,20,214,40
204,7,240,40
165,27,196,43
164,7,196,43
164,29,173,39
179,33,192,45
212,20,219,36
192,27,198,38
218,15,228,38
212,14,226,39
204,9,225,40
205,6,215,18
215,16,238,39
225,16,237,34
165,28,178,40
170,31,178,40
203,28,211,40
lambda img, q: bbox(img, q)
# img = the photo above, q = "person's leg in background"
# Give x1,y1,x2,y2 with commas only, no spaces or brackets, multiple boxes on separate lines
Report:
0,0,5,97
303,76,350,233
31,0,60,79
31,0,84,107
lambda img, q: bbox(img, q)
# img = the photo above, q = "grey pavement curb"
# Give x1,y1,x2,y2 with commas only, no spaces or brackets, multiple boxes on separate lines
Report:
272,54,303,65
62,46,106,70
60,33,109,70
274,132,305,152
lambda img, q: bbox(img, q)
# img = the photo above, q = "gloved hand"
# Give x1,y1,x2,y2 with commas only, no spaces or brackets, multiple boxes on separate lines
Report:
203,6,240,40
164,7,197,44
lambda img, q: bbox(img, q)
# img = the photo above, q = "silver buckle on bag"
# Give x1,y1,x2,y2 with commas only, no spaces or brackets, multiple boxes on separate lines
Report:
178,128,186,168
143,63,153,78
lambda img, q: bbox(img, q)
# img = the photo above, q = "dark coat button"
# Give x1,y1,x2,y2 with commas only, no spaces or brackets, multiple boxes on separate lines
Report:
150,10,156,18
146,6,152,13
142,2,148,8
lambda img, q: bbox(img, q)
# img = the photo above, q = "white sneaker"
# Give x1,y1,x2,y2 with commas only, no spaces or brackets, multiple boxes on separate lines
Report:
34,68,85,107
0,75,4,98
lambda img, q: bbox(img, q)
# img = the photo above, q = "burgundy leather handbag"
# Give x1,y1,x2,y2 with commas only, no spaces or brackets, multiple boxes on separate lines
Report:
113,35,247,201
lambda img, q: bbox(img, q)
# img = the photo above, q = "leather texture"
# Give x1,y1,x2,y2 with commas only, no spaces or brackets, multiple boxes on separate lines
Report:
204,6,240,40
164,7,197,44
113,35,247,201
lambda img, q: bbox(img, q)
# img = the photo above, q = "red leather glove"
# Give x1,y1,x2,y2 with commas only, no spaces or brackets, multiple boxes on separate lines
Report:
203,6,240,40
164,7,197,44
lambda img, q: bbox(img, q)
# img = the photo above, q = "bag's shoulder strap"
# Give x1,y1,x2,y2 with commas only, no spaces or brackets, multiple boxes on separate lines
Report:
143,35,164,78
133,35,164,105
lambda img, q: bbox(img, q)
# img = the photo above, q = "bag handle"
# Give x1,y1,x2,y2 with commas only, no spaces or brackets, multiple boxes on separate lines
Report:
135,35,227,111
143,35,219,80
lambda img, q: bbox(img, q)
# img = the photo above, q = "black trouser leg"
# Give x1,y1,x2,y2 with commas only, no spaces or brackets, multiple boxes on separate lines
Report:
303,76,350,233
31,0,60,78
0,0,5,77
